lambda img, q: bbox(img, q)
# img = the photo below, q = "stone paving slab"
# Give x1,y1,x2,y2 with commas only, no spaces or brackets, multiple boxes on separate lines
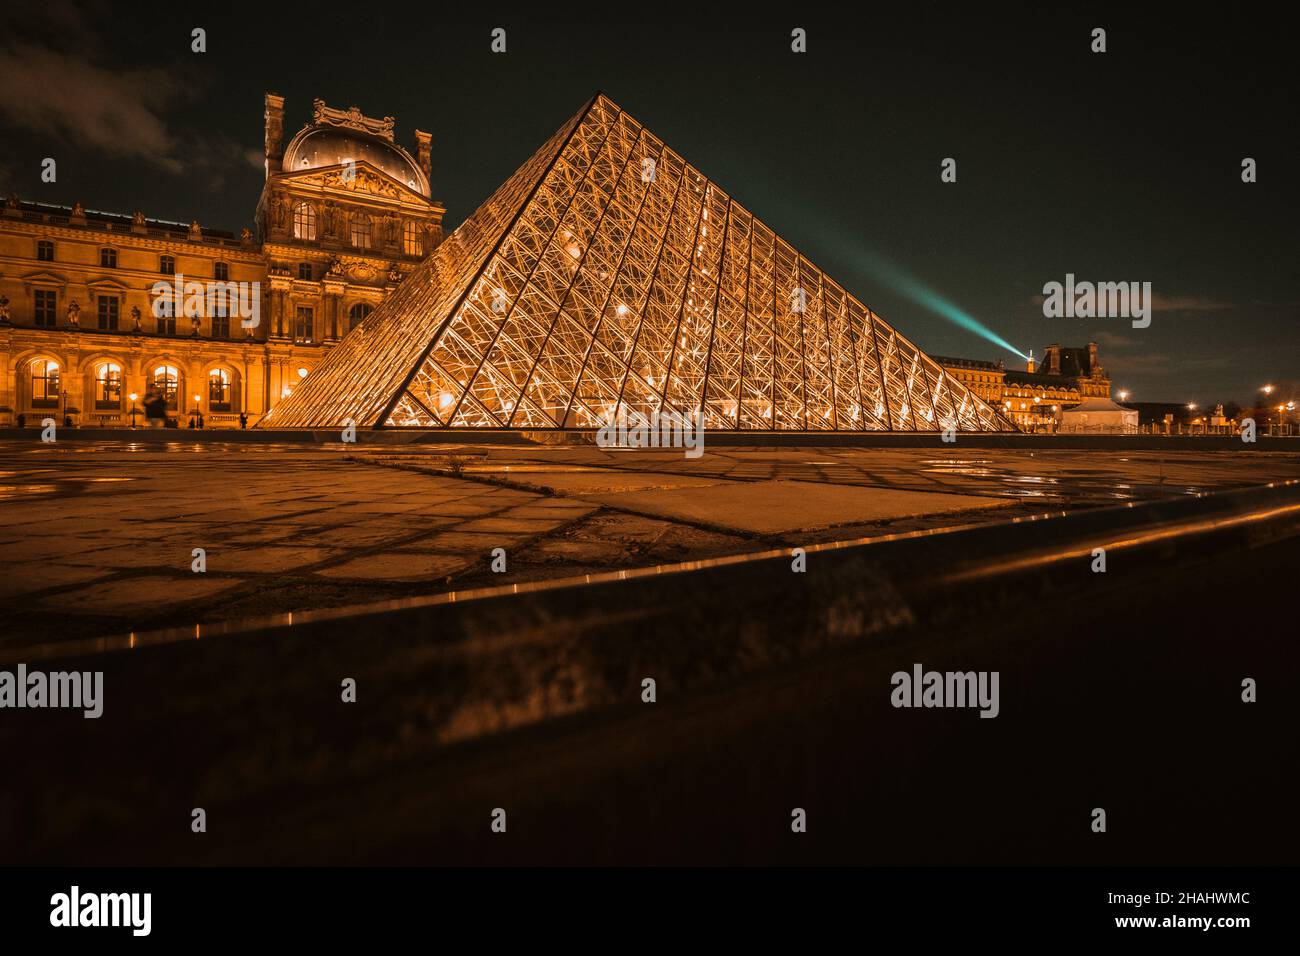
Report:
578,478,1014,534
471,469,730,495
34,574,241,613
314,551,473,581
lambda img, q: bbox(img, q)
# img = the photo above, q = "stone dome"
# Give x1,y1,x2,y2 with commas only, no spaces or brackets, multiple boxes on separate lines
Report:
282,127,428,197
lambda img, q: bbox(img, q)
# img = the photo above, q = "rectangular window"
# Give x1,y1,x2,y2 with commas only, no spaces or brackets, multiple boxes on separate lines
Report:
34,289,57,326
298,262,313,280
160,254,175,275
293,306,314,343
214,261,230,281
97,295,119,330
211,313,230,338
154,293,176,335
37,240,55,262
403,221,423,257
100,248,117,268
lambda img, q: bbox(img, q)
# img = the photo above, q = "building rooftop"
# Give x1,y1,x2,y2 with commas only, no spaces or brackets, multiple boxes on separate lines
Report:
932,355,1003,372
3,197,241,243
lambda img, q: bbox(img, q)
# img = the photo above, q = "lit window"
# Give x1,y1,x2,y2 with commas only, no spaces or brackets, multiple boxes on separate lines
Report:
293,203,317,241
350,214,371,249
95,362,123,409
403,221,423,257
31,360,60,408
208,368,232,411
152,365,180,411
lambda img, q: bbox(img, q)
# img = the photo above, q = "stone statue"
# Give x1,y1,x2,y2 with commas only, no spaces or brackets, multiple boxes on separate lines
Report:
130,305,142,332
0,294,10,324
71,201,85,217
240,227,253,246
188,220,202,240
67,299,80,326
132,211,145,226
5,193,19,210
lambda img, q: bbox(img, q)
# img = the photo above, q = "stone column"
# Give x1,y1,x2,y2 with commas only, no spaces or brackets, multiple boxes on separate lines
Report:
322,277,346,341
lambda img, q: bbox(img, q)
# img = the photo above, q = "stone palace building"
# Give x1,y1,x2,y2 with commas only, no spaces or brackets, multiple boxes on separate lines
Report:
0,95,445,427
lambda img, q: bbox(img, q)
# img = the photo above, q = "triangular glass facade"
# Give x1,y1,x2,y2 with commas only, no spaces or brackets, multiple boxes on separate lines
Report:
268,94,1016,432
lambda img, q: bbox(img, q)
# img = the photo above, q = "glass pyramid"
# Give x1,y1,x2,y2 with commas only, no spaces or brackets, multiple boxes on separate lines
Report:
267,93,1017,432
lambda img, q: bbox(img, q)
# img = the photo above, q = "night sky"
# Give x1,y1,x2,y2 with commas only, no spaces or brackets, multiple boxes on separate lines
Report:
2,3,1296,405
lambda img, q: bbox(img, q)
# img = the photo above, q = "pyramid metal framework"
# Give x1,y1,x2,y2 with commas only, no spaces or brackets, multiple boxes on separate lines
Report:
267,94,1017,432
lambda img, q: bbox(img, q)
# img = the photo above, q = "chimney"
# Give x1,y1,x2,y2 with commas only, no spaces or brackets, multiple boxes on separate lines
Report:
1026,350,1035,374
1044,344,1061,375
264,93,285,180
414,129,432,184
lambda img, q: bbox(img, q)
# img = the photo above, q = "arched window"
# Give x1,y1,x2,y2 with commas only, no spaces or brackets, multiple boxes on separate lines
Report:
403,221,423,257
31,359,60,408
208,368,233,412
152,365,180,411
350,214,371,250
293,203,317,241
95,362,123,409
348,303,373,331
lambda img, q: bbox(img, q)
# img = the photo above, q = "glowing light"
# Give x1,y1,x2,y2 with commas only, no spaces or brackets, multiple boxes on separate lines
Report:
845,247,1029,361
298,367,309,378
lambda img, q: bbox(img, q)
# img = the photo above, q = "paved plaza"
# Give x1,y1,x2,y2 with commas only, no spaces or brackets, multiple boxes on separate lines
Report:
2,438,1298,650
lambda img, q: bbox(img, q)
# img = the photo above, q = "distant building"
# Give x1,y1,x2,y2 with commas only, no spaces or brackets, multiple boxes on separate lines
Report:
935,342,1111,432
1058,396,1138,433
0,95,444,427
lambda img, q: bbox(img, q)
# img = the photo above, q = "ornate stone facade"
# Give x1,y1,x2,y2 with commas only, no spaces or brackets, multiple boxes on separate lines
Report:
936,343,1111,433
0,95,444,427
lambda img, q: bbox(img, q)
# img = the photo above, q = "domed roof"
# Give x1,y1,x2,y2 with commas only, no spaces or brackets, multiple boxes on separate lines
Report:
282,127,429,197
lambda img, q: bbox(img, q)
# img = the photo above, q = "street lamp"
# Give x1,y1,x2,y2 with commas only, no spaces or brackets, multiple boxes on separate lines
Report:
129,392,139,428
1262,384,1275,395
1118,389,1129,402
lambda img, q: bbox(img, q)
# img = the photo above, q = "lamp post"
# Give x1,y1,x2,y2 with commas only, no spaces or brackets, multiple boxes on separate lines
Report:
191,393,201,429
129,392,139,429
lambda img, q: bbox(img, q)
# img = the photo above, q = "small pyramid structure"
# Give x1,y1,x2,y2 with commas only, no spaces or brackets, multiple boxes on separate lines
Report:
267,93,1017,432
